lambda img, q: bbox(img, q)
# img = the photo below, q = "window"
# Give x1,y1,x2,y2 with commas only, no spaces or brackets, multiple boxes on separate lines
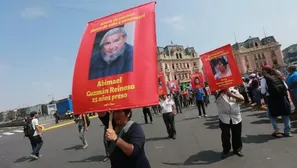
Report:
165,64,168,69
271,50,276,57
254,54,257,60
172,64,175,69
176,63,179,68
244,56,248,61
246,64,249,69
187,63,190,68
262,53,265,59
174,75,177,80
258,54,261,60
273,59,278,65
193,62,196,67
179,53,182,59
255,42,259,47
192,53,195,57
176,53,179,59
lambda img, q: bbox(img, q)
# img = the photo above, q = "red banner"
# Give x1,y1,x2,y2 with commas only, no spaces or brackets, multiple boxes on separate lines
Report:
72,2,158,114
168,80,179,92
158,72,167,95
200,44,242,91
190,72,205,89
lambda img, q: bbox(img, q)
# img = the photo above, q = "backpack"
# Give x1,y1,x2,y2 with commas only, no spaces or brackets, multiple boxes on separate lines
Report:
23,119,34,137
265,76,287,97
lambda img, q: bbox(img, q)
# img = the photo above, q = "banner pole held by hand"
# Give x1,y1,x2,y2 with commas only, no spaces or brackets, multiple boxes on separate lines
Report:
108,111,113,129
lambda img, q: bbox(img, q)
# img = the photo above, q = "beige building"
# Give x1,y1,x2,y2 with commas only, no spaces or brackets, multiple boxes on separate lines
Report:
232,36,286,75
157,45,203,84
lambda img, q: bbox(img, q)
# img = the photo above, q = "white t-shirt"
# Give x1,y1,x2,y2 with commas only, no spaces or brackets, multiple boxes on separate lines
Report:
160,98,175,113
216,87,243,125
32,118,39,136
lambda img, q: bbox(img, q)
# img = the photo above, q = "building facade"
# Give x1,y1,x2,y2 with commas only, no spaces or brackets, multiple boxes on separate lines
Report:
232,36,286,75
157,45,203,84
283,44,297,65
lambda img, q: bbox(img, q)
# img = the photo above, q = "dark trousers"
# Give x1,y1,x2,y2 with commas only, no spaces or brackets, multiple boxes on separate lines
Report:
240,92,249,104
143,109,153,123
162,113,176,137
29,135,43,157
196,100,206,116
175,102,182,113
219,120,242,153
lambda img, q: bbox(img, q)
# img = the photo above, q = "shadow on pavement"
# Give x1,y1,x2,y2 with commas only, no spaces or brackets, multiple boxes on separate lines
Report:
146,136,168,142
68,155,106,163
14,156,35,163
204,121,219,129
64,145,83,150
247,112,266,117
162,150,221,166
250,119,271,124
242,134,278,144
241,107,253,113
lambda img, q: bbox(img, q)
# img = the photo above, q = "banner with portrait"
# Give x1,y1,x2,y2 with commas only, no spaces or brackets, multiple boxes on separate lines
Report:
158,72,167,95
190,72,205,89
72,2,158,114
168,80,179,92
200,44,242,91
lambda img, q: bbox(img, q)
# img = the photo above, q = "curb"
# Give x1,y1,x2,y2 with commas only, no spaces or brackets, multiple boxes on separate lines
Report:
42,115,98,131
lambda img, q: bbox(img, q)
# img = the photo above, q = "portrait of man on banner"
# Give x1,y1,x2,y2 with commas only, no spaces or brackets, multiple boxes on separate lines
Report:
210,56,232,80
88,23,135,80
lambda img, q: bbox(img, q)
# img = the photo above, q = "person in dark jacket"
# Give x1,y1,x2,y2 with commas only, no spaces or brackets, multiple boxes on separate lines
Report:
173,92,182,113
89,27,134,80
142,107,153,124
106,109,151,168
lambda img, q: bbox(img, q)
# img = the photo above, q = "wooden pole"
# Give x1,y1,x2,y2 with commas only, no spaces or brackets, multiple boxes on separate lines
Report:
108,111,113,129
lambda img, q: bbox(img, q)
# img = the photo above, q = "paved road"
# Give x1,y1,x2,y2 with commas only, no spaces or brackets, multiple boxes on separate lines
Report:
1,97,297,168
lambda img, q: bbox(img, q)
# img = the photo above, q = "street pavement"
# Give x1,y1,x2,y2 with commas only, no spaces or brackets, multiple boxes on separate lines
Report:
1,96,297,168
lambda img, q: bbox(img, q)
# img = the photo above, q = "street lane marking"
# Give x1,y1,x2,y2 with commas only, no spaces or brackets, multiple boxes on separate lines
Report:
2,132,14,135
43,115,97,131
13,130,23,133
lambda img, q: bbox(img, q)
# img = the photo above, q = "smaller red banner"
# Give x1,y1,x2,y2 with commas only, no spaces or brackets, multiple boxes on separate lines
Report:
200,44,242,91
168,80,179,92
190,72,205,89
158,72,167,95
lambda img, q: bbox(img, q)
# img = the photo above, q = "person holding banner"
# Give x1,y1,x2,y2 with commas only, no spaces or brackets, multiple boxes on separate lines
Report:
105,109,151,168
194,88,207,118
160,95,177,139
214,87,244,159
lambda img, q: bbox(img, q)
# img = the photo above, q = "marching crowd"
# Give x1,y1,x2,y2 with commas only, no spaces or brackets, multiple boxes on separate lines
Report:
22,64,297,168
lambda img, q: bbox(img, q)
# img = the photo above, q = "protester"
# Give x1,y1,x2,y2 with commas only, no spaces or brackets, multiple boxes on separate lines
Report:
172,92,182,113
286,65,297,112
194,88,207,117
214,87,244,159
106,109,151,168
262,65,292,137
29,112,44,159
142,107,153,124
160,94,177,139
75,114,89,149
